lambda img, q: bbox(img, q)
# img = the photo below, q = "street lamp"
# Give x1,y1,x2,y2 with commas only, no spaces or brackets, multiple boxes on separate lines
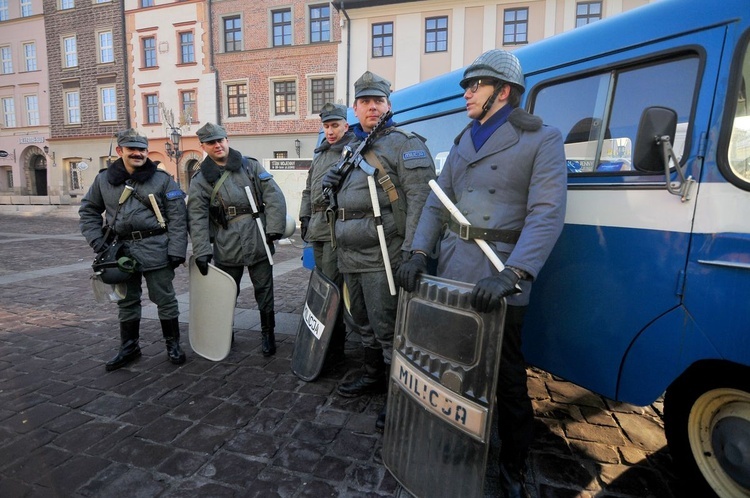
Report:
294,138,301,158
165,127,183,164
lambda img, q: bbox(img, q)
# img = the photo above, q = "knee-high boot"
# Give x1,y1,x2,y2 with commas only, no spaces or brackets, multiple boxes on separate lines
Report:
106,320,141,371
260,311,276,357
160,317,186,365
337,347,387,397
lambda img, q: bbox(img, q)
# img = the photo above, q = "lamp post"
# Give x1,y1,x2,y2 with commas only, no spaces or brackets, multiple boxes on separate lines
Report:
294,138,301,158
165,127,183,184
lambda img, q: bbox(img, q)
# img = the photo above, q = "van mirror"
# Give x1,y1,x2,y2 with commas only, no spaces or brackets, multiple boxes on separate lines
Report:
633,106,677,173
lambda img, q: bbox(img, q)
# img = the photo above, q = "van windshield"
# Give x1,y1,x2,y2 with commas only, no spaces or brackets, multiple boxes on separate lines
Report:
728,40,750,183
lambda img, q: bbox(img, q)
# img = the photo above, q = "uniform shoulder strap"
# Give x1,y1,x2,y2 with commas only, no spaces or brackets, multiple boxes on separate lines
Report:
363,150,399,203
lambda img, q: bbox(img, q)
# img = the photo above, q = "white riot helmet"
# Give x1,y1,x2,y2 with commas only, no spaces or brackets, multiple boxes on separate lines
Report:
460,49,525,93
283,214,296,239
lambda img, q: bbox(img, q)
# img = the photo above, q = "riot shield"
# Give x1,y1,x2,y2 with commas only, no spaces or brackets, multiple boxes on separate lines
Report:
291,267,341,381
188,255,237,361
383,274,505,498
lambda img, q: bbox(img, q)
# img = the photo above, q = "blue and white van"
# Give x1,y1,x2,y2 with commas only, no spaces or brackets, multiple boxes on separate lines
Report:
384,0,750,495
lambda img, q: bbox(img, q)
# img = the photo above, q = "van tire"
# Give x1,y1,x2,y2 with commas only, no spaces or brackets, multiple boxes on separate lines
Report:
663,362,750,498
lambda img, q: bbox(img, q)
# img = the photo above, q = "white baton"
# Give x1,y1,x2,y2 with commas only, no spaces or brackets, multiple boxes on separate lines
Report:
367,175,397,296
244,186,274,266
148,194,166,229
428,179,505,273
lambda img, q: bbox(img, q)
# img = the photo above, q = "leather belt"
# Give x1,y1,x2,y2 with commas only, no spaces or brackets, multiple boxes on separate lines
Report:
313,203,328,213
226,206,253,217
120,227,167,240
337,206,391,221
448,219,521,244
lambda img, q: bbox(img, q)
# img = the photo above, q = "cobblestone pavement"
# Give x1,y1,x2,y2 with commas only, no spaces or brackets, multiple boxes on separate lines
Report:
0,211,684,497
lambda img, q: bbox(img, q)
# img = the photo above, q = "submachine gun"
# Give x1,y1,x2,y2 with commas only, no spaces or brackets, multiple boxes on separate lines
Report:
323,110,393,210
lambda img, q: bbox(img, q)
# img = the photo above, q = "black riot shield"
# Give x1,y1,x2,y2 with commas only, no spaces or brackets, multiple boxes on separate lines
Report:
291,267,342,381
383,274,506,498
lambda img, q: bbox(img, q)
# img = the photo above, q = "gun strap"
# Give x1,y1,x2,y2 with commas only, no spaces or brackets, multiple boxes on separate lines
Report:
364,151,399,203
210,170,231,206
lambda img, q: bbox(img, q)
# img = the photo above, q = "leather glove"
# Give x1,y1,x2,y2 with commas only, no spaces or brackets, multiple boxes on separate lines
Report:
195,254,212,276
322,167,343,190
92,238,109,253
300,216,310,241
168,255,185,270
470,268,522,313
395,252,427,293
266,233,282,245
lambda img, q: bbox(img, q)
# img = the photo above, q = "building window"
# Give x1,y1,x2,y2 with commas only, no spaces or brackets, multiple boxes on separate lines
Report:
100,86,117,121
63,36,77,68
181,90,196,122
60,0,74,10
0,0,8,21
141,0,153,7
145,94,159,124
503,8,528,45
25,95,39,126
6,170,13,189
310,78,334,114
23,42,37,71
142,37,156,68
310,4,330,43
425,16,448,53
223,15,242,52
274,151,288,159
273,80,296,116
99,31,114,64
2,97,15,128
372,22,393,58
226,83,247,118
65,90,80,124
20,0,32,16
180,32,195,64
0,46,12,74
95,0,111,3
272,9,292,47
70,162,83,191
576,1,602,27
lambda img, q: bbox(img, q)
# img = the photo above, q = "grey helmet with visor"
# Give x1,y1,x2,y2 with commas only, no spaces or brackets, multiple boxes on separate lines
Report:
460,49,525,93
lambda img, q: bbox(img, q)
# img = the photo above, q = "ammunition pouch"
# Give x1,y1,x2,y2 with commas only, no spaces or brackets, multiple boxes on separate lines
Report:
209,204,228,230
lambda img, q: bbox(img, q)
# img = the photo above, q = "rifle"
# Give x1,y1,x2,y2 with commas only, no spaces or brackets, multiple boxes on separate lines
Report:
323,110,393,208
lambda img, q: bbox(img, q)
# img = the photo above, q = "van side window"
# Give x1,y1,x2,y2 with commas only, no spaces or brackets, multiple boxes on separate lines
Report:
531,56,699,175
727,41,750,184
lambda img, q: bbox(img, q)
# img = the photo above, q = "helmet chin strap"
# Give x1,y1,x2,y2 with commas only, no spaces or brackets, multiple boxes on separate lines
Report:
478,84,503,121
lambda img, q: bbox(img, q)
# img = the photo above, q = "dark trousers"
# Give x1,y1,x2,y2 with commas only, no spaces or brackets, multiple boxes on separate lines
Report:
218,259,274,314
496,304,533,469
118,266,178,322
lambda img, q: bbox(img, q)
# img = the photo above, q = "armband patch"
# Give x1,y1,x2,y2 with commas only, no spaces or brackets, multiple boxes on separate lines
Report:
166,189,185,200
403,150,427,160
258,171,273,181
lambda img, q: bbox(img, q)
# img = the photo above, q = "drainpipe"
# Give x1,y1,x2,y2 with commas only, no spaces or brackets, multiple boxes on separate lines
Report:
340,1,351,106
208,0,221,125
121,3,131,128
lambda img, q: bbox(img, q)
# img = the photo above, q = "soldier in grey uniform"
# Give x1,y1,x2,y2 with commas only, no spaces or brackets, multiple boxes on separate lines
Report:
80,129,188,371
299,103,355,368
187,123,287,357
396,50,567,498
322,72,436,430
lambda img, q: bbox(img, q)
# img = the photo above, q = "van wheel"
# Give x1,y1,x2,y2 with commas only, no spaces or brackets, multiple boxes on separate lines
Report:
664,366,750,498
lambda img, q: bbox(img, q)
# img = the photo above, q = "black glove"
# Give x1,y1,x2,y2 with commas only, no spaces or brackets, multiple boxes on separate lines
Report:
266,233,282,245
395,252,427,293
300,216,310,241
195,254,212,276
168,255,185,270
470,268,522,313
322,167,343,190
92,238,109,253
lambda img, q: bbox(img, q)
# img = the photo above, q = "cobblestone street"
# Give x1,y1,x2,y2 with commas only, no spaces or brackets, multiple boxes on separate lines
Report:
0,211,683,497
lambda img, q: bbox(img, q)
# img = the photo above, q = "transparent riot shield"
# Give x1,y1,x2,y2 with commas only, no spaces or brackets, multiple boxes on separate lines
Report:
383,274,505,498
291,267,341,381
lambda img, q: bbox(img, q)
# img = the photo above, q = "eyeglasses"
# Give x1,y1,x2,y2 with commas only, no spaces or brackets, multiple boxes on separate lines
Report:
466,79,487,93
202,139,224,145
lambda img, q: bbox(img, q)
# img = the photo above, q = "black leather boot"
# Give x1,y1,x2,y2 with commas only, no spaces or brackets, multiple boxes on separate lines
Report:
106,320,141,371
337,347,387,397
498,462,531,498
260,311,276,357
160,317,186,365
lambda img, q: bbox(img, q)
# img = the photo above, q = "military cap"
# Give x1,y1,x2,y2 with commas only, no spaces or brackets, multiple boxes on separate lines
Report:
196,122,228,143
354,71,391,99
319,103,348,122
116,128,148,148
